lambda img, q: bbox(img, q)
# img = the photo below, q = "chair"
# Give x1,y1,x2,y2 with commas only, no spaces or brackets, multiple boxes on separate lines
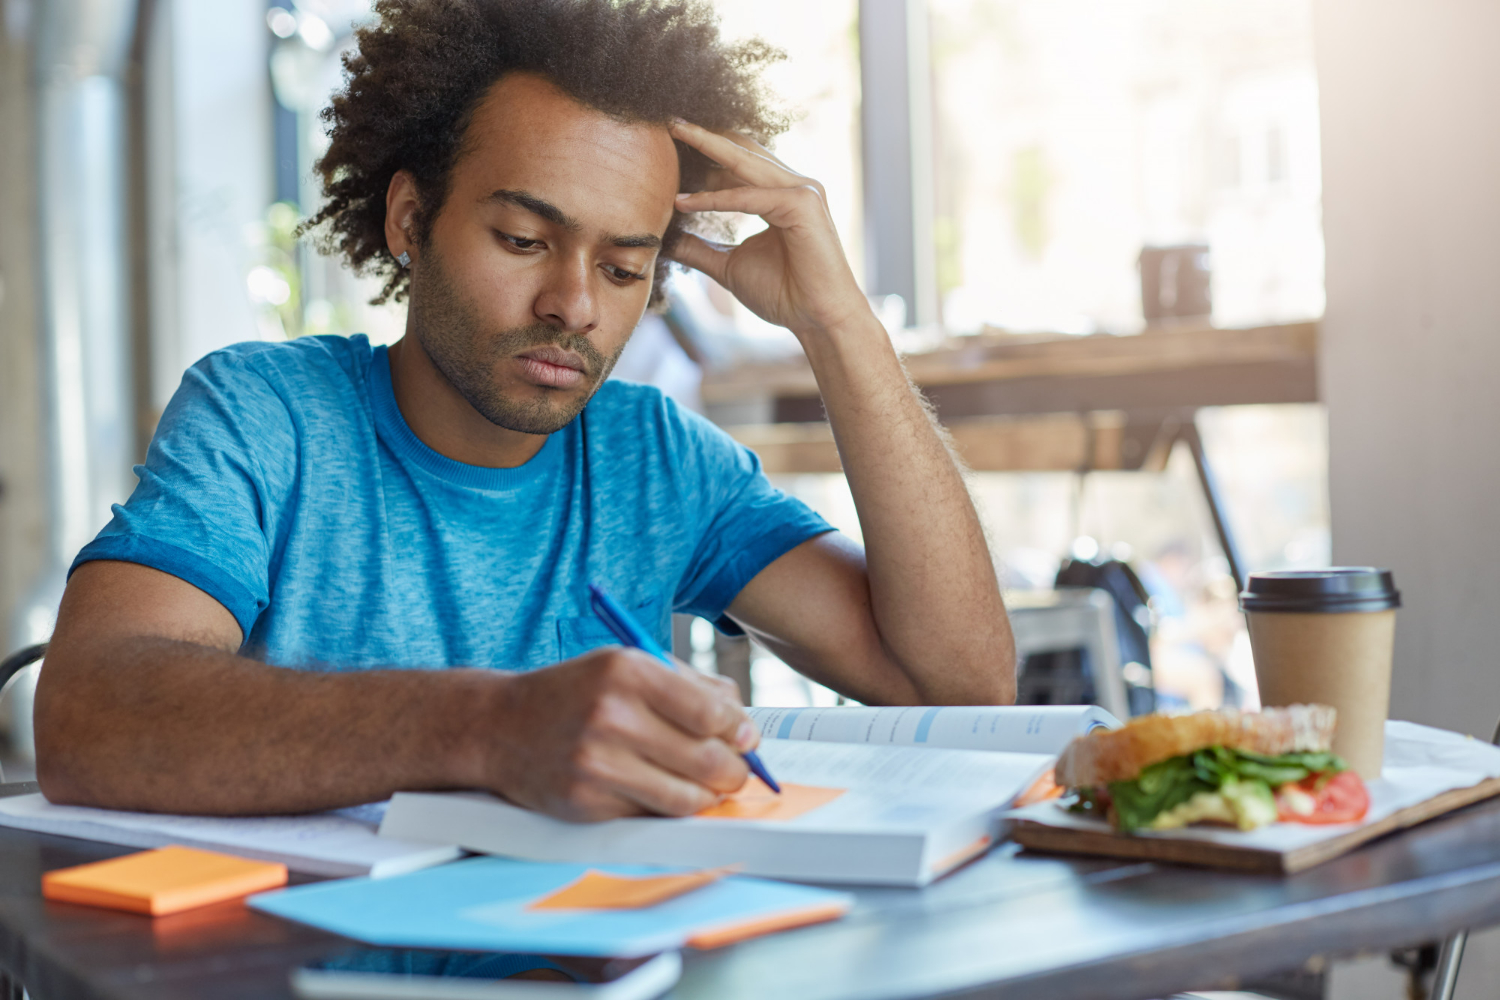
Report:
0,645,45,694
0,647,33,997
1007,589,1130,720
0,644,46,783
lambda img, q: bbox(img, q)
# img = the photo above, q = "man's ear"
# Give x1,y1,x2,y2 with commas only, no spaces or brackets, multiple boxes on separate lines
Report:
384,170,422,265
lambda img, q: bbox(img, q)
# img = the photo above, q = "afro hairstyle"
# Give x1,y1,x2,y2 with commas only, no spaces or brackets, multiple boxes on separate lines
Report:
301,0,789,306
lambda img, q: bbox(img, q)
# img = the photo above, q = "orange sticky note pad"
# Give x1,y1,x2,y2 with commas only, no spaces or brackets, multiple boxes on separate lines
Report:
42,846,288,916
1012,767,1065,808
685,900,852,950
529,865,737,911
694,778,845,821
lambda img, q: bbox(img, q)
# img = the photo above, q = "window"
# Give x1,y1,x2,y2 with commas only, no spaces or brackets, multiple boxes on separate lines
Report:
928,0,1323,333
266,0,406,344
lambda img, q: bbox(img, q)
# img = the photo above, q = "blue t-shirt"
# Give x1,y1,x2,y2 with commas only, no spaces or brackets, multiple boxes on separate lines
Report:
73,335,832,671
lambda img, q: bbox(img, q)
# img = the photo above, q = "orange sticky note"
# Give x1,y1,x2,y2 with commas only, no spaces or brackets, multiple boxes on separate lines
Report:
42,846,288,916
528,866,737,910
685,900,852,949
694,778,845,821
1012,767,1065,808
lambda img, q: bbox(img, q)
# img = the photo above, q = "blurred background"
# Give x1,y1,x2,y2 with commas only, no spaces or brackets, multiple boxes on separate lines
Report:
0,0,1496,821
0,0,1334,721
1,1,1499,991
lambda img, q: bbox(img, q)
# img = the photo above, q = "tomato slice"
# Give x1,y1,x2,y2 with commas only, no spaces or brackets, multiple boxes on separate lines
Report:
1277,770,1370,825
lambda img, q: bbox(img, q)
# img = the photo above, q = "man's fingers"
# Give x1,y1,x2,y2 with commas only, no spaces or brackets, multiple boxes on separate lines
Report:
666,232,734,286
616,758,723,818
676,185,826,230
697,165,746,193
720,129,778,160
632,656,751,745
630,711,750,794
671,120,799,189
567,740,720,819
675,124,827,199
713,132,827,198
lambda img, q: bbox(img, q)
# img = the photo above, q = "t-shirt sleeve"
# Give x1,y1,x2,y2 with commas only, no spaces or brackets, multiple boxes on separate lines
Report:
70,350,294,642
668,403,835,629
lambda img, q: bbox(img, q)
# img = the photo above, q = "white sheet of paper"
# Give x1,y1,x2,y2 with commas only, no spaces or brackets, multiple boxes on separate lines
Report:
748,705,1118,755
1005,720,1500,851
755,738,1052,797
0,794,461,877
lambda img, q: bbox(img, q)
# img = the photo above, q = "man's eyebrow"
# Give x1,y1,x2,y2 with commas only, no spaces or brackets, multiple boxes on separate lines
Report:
611,233,662,250
488,189,662,250
488,189,579,231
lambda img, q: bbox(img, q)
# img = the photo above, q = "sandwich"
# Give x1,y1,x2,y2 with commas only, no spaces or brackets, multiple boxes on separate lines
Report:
1055,705,1370,833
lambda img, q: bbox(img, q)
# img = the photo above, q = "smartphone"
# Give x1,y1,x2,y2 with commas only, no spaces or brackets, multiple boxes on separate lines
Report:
291,947,682,1000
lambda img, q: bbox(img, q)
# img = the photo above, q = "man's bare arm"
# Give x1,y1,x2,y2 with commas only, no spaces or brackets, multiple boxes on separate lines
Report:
671,122,1015,706
728,527,1013,707
731,341,1015,706
36,560,759,817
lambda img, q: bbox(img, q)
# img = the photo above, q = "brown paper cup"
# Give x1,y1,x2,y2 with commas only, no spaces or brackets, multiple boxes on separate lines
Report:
1245,609,1395,778
1241,569,1400,780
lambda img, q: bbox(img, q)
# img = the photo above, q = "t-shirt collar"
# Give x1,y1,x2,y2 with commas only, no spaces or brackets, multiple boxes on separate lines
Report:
370,344,565,491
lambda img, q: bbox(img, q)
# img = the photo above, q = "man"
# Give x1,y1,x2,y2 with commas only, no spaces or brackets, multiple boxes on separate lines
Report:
35,0,1014,821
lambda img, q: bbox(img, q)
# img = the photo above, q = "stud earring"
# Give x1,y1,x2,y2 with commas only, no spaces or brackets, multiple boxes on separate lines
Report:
396,251,411,268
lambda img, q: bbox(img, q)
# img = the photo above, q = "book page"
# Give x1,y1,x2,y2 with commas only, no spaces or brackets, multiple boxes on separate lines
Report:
747,705,1118,755
753,738,1050,797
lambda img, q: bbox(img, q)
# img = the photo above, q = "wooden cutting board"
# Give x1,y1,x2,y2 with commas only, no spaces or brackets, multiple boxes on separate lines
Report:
1011,776,1500,874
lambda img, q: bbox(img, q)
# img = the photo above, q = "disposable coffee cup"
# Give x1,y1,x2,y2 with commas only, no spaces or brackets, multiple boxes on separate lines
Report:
1240,568,1400,779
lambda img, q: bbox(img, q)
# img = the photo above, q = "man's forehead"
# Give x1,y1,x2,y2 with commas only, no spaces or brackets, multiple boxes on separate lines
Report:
456,73,679,235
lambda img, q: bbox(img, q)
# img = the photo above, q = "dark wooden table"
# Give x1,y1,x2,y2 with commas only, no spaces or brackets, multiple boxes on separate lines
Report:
3,779,1498,1000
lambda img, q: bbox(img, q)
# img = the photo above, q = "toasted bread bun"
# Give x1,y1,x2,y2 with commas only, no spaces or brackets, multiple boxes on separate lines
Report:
1054,704,1337,788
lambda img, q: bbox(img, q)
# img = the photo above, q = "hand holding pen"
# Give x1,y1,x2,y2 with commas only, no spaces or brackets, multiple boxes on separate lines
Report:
589,583,782,794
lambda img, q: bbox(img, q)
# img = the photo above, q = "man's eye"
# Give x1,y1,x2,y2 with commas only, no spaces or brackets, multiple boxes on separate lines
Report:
500,232,541,250
607,265,646,282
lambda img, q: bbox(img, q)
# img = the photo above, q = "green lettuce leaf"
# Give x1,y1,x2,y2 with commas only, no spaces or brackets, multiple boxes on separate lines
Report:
1104,746,1347,833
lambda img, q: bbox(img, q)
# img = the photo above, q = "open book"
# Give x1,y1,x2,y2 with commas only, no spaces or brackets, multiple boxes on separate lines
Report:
380,705,1116,887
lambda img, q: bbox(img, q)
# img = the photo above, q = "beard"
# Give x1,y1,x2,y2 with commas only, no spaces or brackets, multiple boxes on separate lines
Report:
407,246,623,436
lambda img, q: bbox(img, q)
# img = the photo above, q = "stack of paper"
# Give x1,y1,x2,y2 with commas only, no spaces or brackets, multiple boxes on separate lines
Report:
0,795,459,877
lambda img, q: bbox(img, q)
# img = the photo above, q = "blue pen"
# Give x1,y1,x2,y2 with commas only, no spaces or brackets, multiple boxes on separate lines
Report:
587,582,782,794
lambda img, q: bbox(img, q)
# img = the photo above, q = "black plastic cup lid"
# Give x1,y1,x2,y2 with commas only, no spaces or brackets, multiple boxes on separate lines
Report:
1240,568,1401,614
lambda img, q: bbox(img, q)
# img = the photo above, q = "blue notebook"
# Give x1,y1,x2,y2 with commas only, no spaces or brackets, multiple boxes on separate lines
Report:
249,857,854,957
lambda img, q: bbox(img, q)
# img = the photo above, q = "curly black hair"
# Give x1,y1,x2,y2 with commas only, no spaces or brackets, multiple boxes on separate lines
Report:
301,0,788,306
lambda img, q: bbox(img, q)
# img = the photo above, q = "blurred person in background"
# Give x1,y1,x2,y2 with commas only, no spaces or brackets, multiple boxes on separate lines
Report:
34,0,1013,821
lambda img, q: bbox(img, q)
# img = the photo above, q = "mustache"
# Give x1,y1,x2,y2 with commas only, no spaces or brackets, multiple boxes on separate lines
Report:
493,324,609,375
